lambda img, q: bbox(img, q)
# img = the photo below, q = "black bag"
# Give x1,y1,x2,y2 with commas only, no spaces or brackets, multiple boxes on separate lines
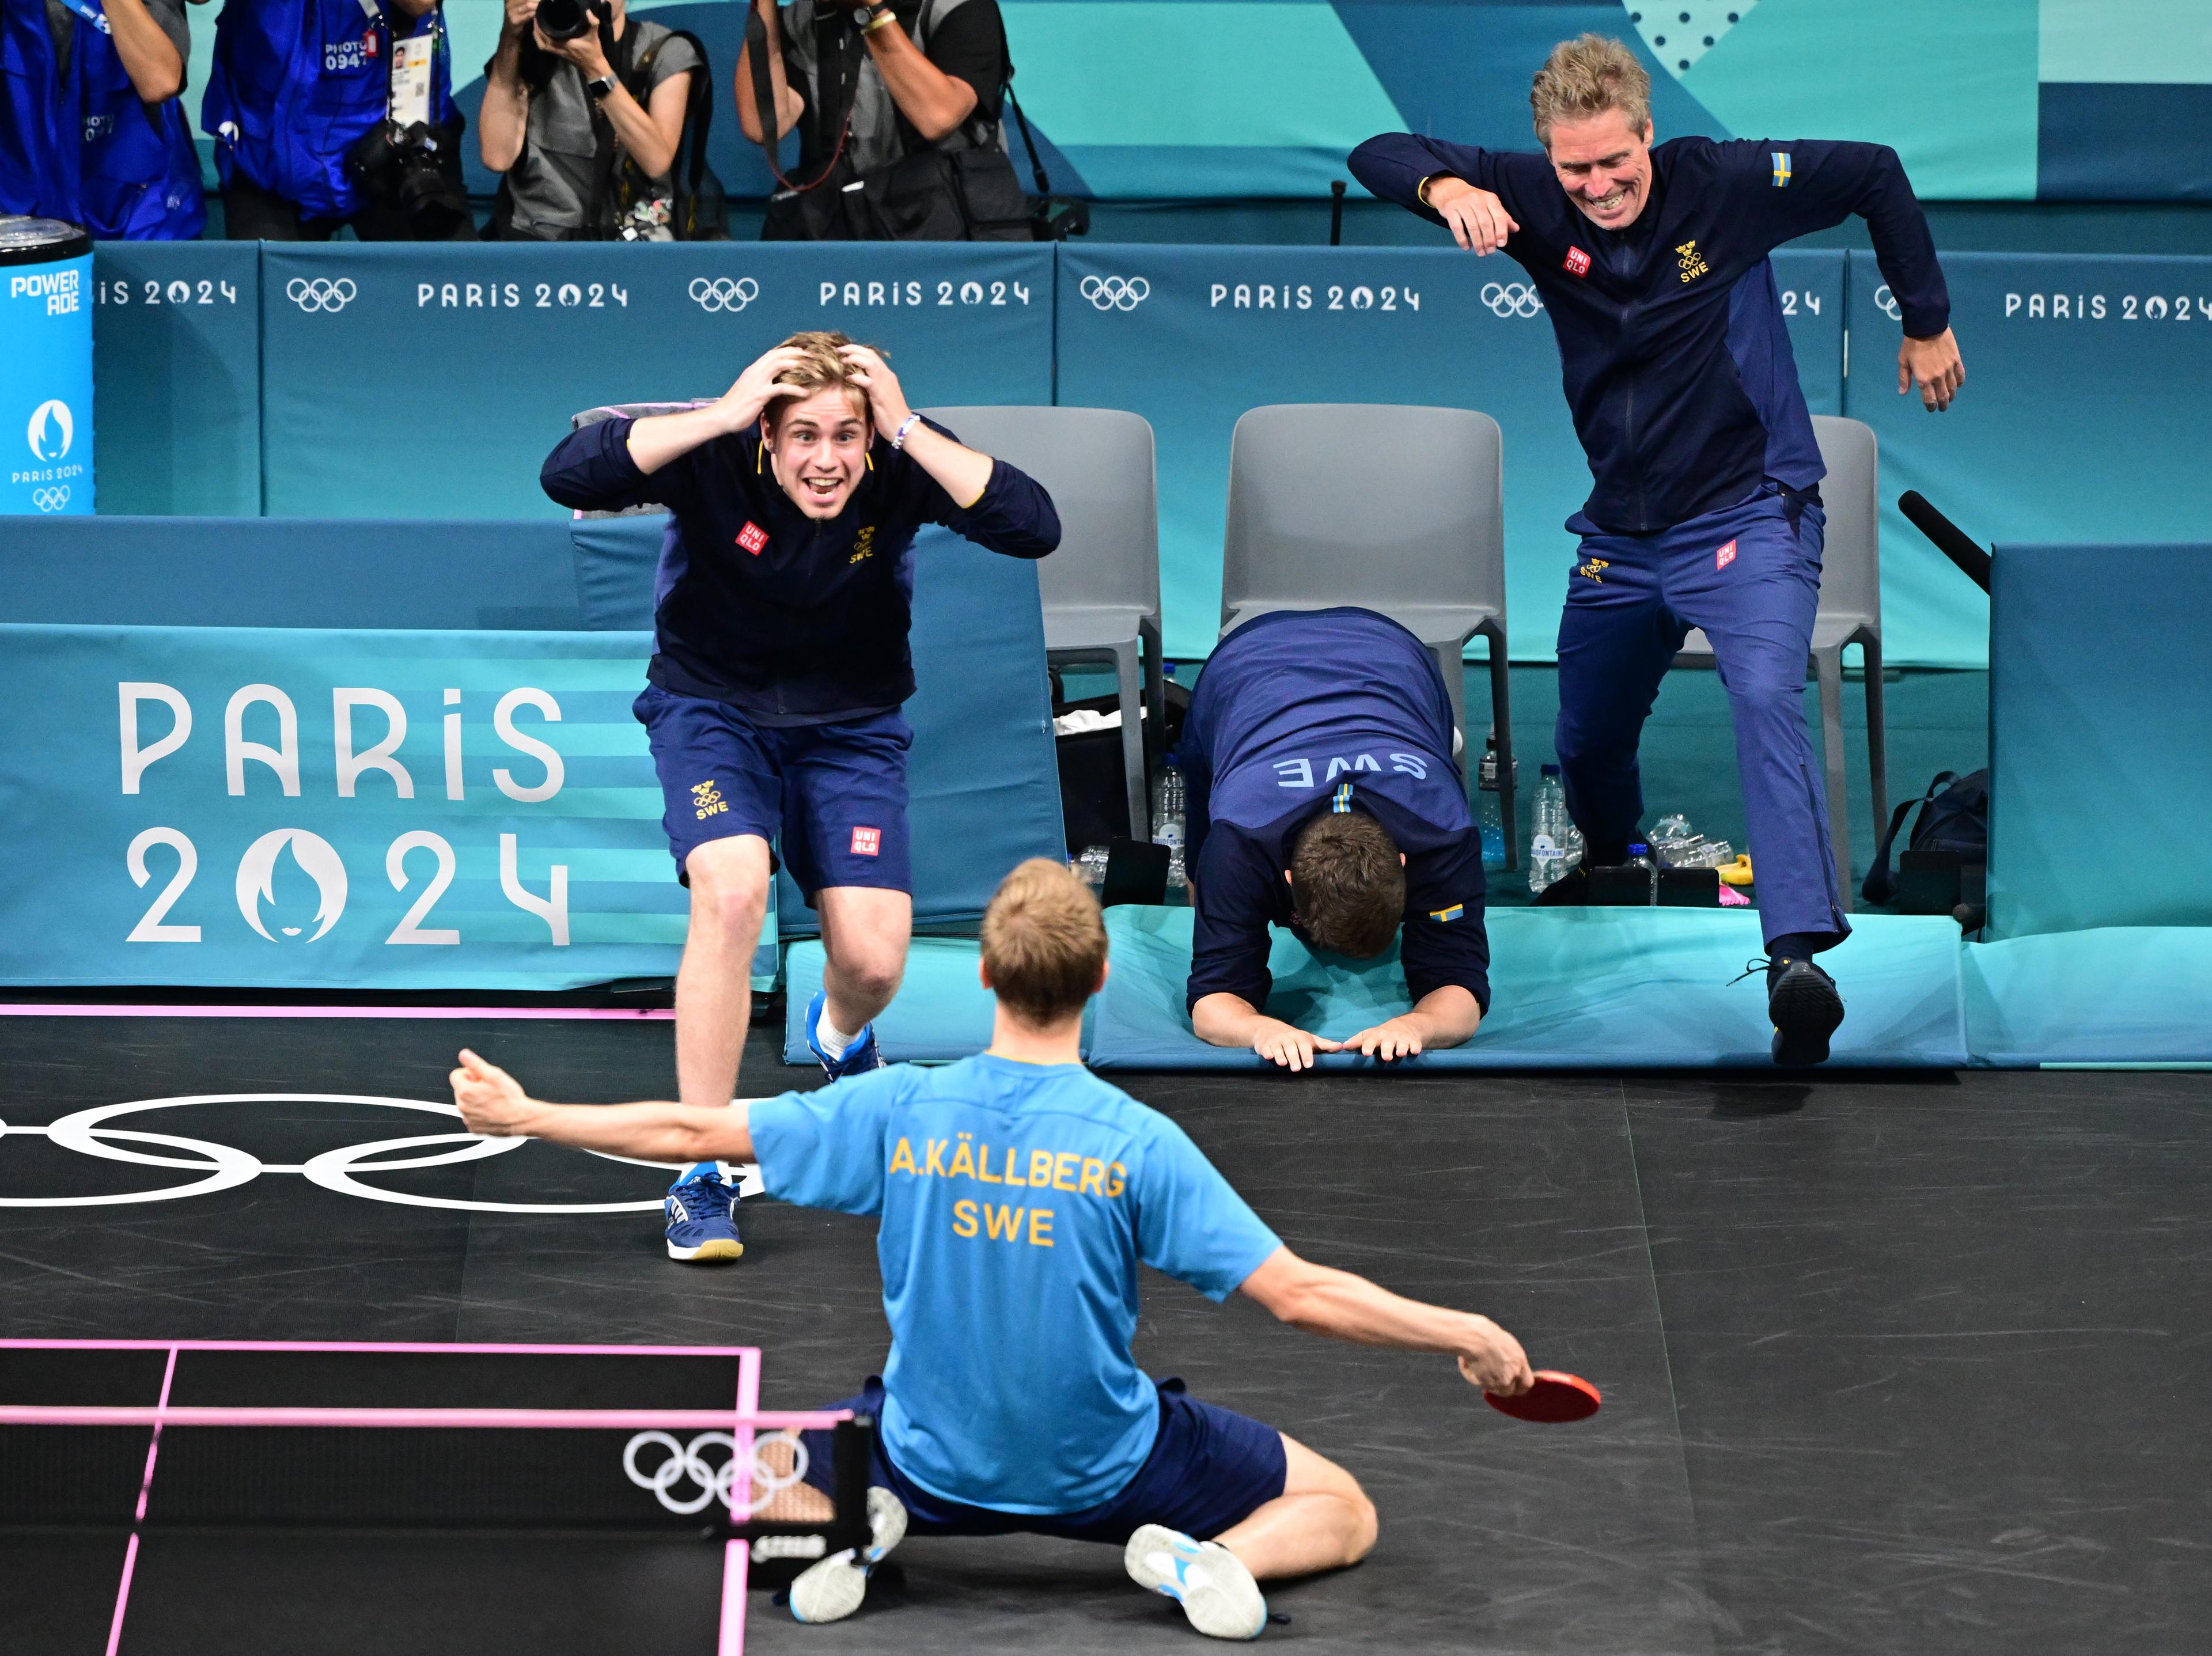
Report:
747,0,1050,242
1861,769,1988,909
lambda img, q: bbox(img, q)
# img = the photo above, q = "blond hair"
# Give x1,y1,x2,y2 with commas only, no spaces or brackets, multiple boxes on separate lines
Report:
765,329,881,427
1289,811,1404,959
980,858,1110,1027
1529,34,1652,146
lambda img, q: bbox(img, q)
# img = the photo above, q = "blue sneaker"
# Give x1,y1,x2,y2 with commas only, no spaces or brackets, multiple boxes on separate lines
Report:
805,989,886,1079
664,1165,743,1263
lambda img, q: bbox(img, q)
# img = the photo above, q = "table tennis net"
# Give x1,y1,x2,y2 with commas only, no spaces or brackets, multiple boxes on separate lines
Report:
2,1417,873,1545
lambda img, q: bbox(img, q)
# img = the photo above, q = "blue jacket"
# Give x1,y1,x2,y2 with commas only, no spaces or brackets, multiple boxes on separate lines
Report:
203,0,452,220
1349,133,1950,534
541,416,1061,722
0,0,202,237
1180,607,1490,1015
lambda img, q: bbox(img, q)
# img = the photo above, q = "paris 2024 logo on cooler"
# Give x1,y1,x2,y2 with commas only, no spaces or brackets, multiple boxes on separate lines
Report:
6,250,93,514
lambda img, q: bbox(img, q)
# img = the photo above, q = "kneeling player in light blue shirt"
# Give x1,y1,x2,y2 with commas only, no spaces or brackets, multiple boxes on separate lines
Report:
452,858,1533,1640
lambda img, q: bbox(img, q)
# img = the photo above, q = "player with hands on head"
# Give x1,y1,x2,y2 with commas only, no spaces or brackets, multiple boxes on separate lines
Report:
539,332,1058,1265
451,858,1533,1639
1352,35,1966,1066
1181,609,1491,1071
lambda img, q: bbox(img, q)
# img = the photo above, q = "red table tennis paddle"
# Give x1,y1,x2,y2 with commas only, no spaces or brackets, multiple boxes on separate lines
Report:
1485,1370,1601,1423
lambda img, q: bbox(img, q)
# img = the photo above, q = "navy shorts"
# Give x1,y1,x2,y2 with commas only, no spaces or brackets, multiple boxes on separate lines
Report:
634,685,912,900
800,1377,1288,1544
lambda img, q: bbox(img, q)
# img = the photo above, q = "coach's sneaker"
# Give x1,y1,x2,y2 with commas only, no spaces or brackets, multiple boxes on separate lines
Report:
1124,1524,1267,1640
1766,955,1844,1067
804,989,886,1079
664,1164,743,1263
789,1485,907,1625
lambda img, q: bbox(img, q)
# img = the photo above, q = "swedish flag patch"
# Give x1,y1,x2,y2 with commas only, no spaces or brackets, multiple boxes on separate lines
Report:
1771,151,1791,188
1330,782,1354,814
1429,904,1464,923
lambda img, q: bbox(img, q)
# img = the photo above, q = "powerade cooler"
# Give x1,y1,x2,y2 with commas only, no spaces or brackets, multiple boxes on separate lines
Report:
0,217,93,516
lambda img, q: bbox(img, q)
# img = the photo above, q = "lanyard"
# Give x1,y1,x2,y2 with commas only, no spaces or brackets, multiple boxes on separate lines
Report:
64,0,111,34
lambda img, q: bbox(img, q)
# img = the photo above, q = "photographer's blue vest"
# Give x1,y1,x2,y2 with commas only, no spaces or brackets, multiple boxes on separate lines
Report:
0,0,203,237
203,0,453,221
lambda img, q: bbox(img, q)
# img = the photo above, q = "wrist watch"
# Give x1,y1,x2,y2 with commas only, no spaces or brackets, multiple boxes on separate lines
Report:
854,5,895,33
586,73,617,101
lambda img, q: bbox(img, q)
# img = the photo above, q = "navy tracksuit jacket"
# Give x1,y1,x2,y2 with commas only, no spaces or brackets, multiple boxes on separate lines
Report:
1350,132,1953,949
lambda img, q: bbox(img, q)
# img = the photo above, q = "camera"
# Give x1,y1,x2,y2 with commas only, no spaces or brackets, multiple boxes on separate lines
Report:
346,119,473,237
535,0,610,43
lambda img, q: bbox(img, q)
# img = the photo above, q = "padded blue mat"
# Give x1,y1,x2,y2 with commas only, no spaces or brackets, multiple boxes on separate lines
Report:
1964,927,2212,1067
781,938,998,1064
1088,907,1969,1070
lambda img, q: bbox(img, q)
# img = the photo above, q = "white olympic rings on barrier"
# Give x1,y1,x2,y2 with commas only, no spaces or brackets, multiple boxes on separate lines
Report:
286,278,358,313
1079,275,1149,312
0,1094,720,1213
1480,281,1544,319
31,486,70,512
1874,284,1902,321
623,1428,809,1517
689,276,760,313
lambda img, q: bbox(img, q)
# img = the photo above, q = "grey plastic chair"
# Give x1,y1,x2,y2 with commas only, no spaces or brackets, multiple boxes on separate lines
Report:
566,403,710,516
1676,414,1886,908
927,406,1162,842
1219,403,1516,867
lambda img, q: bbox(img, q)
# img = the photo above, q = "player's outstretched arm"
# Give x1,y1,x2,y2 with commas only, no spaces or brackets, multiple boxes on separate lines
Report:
449,1049,755,1165
1239,1245,1532,1396
1192,992,1343,1071
1342,985,1482,1061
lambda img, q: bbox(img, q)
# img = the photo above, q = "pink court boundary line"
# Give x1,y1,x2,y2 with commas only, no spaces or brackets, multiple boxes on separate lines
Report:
0,1003,673,1021
0,1338,753,1356
0,1404,847,1430
106,1348,178,1656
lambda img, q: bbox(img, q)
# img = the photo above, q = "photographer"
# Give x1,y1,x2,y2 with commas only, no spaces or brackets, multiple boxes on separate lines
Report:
202,0,475,240
0,0,204,237
478,0,709,241
734,0,1029,241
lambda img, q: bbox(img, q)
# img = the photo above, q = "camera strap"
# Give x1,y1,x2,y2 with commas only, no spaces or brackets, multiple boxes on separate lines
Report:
745,1,853,196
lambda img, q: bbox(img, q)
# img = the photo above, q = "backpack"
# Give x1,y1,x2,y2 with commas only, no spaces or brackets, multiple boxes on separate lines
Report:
1861,769,1987,910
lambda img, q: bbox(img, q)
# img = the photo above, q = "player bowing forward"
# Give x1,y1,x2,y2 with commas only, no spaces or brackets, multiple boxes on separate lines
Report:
1352,36,1964,1065
452,858,1532,1639
540,331,1059,1263
1182,607,1490,1069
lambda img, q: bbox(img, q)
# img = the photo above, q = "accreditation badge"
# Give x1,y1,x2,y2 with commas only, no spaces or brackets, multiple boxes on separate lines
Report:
390,35,435,128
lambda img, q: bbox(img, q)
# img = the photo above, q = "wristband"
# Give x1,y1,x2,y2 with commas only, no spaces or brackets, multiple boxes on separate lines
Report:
859,5,896,32
890,412,921,450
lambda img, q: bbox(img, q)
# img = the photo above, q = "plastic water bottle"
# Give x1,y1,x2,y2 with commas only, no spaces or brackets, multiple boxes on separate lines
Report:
1528,764,1570,894
1153,763,1187,889
1476,737,1506,867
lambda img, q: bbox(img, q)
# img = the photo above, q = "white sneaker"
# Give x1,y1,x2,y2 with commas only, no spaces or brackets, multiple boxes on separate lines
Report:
1124,1524,1267,1640
789,1486,907,1625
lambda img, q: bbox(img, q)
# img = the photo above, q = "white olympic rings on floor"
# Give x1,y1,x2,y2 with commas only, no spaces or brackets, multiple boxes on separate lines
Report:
688,276,760,312
31,486,70,512
624,1428,809,1517
1079,275,1149,311
1480,281,1544,319
286,278,358,313
0,1094,681,1213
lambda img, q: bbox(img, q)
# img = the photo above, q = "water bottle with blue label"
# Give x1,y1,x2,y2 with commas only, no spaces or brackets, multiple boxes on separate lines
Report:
1477,737,1507,867
1152,762,1187,888
1528,764,1569,894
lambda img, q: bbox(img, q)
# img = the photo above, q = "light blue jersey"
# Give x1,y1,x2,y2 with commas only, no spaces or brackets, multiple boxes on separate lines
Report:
748,1055,1282,1514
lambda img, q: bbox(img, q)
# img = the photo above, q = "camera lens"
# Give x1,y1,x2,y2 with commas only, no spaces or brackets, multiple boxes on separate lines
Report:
536,0,592,41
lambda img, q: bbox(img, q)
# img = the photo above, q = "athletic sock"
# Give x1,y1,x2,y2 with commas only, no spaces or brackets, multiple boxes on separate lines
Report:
815,1017,856,1060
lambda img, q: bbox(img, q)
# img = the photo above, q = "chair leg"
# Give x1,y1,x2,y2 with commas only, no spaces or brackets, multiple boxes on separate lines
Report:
1814,645,1852,912
1860,634,1888,872
1113,639,1149,842
1483,620,1520,872
1433,641,1472,805
1141,619,1166,768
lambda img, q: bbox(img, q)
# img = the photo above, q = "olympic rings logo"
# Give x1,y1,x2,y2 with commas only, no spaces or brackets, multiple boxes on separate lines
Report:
689,276,760,313
286,278,357,313
0,1094,757,1214
31,486,70,512
623,1429,810,1517
1079,275,1149,312
1874,285,1902,321
1480,281,1544,319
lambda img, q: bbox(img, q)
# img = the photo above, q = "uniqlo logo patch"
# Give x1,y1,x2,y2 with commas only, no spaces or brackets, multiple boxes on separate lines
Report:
363,30,378,55
850,826,882,857
736,521,769,555
1563,247,1591,277
1715,539,1738,570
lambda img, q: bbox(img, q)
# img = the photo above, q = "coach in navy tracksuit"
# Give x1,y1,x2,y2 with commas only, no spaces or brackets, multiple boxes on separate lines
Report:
1183,608,1489,1071
542,331,1058,1261
1350,34,1963,1066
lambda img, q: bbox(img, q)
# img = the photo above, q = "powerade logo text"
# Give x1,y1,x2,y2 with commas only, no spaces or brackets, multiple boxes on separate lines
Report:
10,267,81,316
